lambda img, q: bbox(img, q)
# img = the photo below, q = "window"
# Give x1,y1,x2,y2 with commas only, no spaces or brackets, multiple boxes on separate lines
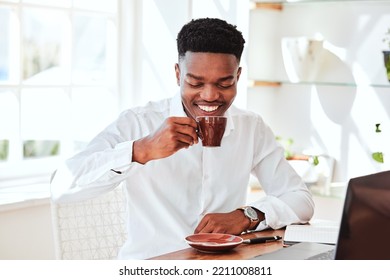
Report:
0,0,119,184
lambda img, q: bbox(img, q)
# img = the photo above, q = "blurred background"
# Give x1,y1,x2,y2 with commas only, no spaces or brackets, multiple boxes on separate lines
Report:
0,0,389,259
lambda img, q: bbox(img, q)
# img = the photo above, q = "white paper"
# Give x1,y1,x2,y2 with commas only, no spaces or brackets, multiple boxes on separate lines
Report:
284,219,340,245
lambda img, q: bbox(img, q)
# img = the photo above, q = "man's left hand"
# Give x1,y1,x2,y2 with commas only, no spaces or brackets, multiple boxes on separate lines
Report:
194,210,251,235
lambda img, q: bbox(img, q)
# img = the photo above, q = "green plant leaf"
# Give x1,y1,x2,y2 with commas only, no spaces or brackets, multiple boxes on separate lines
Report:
372,152,384,163
312,155,319,166
375,123,382,133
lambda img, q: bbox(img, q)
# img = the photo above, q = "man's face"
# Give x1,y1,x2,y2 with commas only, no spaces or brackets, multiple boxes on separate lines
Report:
175,52,241,120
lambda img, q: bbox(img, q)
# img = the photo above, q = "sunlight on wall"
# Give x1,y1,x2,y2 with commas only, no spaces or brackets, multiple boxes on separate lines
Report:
309,86,342,158
192,0,234,19
248,1,390,182
350,87,390,172
323,41,347,62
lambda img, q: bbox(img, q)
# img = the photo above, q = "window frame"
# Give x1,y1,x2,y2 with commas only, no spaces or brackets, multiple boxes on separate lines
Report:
0,0,120,186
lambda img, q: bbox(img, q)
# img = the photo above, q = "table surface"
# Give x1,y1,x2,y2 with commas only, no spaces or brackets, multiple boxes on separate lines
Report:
150,229,286,260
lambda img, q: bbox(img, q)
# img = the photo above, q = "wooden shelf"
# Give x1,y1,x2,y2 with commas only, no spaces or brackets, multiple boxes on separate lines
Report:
248,79,390,88
248,80,282,87
250,2,283,10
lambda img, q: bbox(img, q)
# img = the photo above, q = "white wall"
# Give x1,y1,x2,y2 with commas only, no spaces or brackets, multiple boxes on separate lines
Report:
0,200,55,259
247,1,390,183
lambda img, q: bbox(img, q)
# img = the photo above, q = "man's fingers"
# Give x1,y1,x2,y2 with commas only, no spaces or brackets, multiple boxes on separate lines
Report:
170,116,198,129
168,117,199,144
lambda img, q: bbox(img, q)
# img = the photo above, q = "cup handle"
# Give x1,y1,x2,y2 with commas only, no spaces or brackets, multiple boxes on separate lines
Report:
196,122,203,140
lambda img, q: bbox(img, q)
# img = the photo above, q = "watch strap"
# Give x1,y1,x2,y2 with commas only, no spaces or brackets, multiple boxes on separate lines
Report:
237,206,259,230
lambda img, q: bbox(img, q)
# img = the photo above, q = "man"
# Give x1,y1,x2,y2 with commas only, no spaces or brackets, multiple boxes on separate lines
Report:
51,18,314,259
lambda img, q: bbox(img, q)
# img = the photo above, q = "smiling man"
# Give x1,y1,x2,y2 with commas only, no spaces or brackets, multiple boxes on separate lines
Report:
51,18,314,259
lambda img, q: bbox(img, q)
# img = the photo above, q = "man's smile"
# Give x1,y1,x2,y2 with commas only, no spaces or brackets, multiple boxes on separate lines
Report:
198,105,220,112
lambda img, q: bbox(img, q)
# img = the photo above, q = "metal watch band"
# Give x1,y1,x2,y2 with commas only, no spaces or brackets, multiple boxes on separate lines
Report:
237,206,259,230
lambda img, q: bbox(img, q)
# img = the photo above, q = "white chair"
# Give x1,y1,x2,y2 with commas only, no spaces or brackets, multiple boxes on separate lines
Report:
50,184,127,260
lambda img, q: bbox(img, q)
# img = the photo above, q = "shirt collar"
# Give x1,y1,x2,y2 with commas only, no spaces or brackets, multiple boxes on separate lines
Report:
169,92,187,117
169,92,234,137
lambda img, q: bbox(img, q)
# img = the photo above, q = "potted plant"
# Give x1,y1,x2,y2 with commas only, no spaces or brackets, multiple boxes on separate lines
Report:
372,123,384,163
383,28,390,82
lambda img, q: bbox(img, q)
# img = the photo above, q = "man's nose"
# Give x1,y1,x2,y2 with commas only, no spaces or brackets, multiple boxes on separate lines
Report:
200,85,219,101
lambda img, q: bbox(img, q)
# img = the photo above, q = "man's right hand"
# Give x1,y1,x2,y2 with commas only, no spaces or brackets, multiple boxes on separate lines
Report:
132,116,199,164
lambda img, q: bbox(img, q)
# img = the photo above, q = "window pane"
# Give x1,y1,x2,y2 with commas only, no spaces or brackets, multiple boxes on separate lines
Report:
73,0,117,13
0,90,19,140
0,90,18,161
0,7,19,83
21,88,71,140
22,0,71,8
23,139,60,158
72,14,117,85
22,8,70,84
0,140,9,161
0,8,11,82
71,87,117,142
0,90,19,162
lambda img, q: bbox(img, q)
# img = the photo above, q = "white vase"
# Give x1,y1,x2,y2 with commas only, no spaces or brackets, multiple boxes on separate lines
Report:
281,37,325,83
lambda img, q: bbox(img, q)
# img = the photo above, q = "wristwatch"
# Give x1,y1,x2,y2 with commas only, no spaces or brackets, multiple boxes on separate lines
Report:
237,206,259,230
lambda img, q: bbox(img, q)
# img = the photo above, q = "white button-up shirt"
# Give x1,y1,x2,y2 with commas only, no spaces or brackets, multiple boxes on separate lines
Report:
51,92,314,259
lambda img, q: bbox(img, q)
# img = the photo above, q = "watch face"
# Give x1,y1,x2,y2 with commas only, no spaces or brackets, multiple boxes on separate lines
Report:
245,207,258,220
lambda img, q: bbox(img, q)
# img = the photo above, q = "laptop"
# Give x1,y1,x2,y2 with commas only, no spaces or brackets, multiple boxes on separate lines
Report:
253,170,390,260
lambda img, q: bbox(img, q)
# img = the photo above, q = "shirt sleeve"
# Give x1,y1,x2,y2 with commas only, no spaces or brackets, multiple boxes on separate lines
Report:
51,141,138,203
50,111,143,203
249,118,315,230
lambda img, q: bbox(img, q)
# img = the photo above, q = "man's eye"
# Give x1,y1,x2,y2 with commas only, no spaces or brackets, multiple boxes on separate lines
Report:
189,83,203,88
218,83,233,89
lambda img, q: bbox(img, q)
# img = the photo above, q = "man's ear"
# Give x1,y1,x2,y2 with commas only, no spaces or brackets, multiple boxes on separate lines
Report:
174,63,180,86
236,67,242,81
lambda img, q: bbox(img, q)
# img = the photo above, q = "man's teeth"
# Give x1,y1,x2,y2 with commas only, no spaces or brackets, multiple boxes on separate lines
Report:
198,105,219,112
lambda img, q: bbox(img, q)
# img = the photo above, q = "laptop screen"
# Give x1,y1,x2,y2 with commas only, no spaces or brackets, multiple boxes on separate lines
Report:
335,170,390,260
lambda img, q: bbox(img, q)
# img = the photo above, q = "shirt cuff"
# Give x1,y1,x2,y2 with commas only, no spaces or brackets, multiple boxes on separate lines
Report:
110,140,135,172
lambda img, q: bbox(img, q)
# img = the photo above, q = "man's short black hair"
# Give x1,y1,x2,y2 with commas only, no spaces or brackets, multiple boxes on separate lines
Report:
176,18,245,62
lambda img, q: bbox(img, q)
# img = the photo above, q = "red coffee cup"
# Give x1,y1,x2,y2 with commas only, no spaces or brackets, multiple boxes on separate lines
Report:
196,116,227,147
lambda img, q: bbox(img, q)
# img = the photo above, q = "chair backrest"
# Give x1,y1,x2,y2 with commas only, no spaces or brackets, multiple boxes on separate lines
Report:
50,185,127,260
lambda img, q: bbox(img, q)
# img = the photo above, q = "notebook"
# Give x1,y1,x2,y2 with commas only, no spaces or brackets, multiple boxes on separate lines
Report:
283,219,339,245
253,170,390,260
